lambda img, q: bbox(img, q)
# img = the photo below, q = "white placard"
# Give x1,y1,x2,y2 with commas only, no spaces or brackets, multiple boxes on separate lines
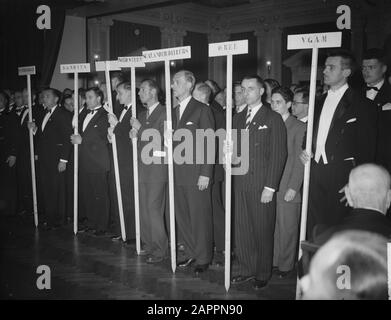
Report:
142,46,191,62
287,32,342,50
95,60,121,71
18,66,36,76
118,56,145,68
60,63,90,73
209,40,248,57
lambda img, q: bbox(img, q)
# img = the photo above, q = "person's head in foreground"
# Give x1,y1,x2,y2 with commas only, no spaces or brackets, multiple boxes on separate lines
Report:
300,230,388,300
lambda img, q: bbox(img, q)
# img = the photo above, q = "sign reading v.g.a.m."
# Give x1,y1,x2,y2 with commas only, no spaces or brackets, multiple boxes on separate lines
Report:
287,32,342,50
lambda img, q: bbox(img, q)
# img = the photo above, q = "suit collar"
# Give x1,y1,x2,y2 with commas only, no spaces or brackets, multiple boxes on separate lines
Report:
82,107,105,133
177,97,195,128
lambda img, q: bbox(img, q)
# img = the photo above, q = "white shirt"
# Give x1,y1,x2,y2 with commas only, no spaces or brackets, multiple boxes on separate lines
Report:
178,95,192,120
366,79,384,101
236,104,247,113
300,116,308,123
21,107,29,125
82,106,102,132
282,113,290,122
315,83,349,164
146,102,159,119
246,102,263,124
41,105,57,132
119,104,132,122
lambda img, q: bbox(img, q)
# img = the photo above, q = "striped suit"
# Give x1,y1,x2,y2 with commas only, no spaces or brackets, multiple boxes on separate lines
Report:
233,104,287,281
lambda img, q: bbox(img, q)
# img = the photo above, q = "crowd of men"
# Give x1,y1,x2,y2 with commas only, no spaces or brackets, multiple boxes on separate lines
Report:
1,47,390,292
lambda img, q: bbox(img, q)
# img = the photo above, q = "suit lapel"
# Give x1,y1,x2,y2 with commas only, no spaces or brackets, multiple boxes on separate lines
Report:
374,82,391,107
146,104,162,125
248,105,268,135
312,93,327,148
83,108,104,134
328,88,351,133
178,97,194,128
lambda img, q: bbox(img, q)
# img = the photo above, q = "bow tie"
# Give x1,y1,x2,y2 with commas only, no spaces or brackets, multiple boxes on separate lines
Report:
123,105,131,111
366,86,379,92
45,109,51,114
88,108,99,114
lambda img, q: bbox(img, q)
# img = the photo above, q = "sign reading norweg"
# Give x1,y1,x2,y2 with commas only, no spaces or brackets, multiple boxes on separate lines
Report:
287,32,342,50
142,46,191,62
118,56,145,68
95,60,121,71
209,40,248,57
18,66,36,76
60,63,90,73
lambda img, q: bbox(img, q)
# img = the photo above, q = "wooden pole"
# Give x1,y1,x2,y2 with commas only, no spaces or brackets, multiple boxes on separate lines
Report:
224,54,233,292
165,60,176,273
27,74,38,227
130,67,141,254
104,64,127,242
295,47,318,299
73,72,79,235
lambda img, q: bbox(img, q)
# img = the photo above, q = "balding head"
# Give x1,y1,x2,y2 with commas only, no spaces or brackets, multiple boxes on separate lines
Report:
345,164,391,214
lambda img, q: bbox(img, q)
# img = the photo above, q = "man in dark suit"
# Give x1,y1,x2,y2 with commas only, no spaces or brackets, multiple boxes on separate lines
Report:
107,81,136,243
314,164,391,245
271,86,305,278
130,79,168,263
193,82,226,265
361,49,391,175
231,75,287,289
71,87,110,235
31,88,72,228
301,50,378,236
0,91,18,215
171,70,215,275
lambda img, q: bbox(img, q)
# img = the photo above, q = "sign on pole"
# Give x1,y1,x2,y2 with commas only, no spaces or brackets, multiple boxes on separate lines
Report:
142,46,191,273
18,65,38,227
60,63,91,235
209,39,248,292
117,56,145,255
287,31,342,299
95,60,127,242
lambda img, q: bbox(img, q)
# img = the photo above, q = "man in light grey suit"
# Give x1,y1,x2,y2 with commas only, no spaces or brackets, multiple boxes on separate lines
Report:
271,86,305,277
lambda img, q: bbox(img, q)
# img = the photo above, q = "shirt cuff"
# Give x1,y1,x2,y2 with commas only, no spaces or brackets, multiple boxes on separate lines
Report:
60,159,68,163
264,187,275,192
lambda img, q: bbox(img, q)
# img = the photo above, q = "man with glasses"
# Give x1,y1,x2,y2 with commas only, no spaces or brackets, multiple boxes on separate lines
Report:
292,86,309,123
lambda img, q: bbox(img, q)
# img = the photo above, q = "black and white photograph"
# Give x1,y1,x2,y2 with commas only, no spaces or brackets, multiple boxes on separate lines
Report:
0,0,390,307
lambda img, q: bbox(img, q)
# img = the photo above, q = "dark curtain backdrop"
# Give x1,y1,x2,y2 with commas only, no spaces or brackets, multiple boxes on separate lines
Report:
0,0,68,90
230,32,257,83
183,31,208,82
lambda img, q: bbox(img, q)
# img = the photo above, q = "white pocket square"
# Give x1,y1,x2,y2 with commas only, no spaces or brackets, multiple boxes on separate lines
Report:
346,118,356,123
382,103,391,111
258,125,268,130
186,121,194,125
94,124,98,127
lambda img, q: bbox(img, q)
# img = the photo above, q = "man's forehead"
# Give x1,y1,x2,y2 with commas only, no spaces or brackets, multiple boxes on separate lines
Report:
362,58,381,66
241,79,258,87
325,56,341,65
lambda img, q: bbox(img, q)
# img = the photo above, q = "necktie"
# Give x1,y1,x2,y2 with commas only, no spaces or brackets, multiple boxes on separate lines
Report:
366,86,379,92
146,109,150,119
245,107,252,130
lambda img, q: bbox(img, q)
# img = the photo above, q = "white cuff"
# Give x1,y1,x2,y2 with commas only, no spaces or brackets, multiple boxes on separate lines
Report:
264,187,275,192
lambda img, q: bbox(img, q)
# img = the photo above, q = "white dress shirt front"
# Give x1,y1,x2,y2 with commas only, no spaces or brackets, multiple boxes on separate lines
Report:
82,106,102,132
119,104,132,122
178,95,192,120
41,105,57,132
366,79,384,101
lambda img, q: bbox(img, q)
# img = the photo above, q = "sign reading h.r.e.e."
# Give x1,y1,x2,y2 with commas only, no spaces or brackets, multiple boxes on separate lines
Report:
209,40,248,57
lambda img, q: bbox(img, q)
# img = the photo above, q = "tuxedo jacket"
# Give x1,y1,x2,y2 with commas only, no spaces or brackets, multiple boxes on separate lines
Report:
277,115,305,203
138,103,167,183
362,81,391,172
210,102,226,182
233,105,287,192
113,106,134,173
36,106,72,167
172,97,215,186
0,109,19,160
79,107,110,173
310,87,377,165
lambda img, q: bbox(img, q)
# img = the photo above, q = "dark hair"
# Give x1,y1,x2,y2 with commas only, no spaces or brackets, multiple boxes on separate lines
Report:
271,86,294,103
61,94,73,106
241,75,265,89
111,71,127,83
294,86,309,104
327,49,357,75
264,78,280,91
86,87,104,104
78,88,86,100
140,79,161,96
363,48,386,65
43,87,61,100
0,90,10,108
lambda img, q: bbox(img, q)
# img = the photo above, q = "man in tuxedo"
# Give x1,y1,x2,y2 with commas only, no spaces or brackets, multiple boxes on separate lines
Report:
0,91,18,215
130,79,168,263
292,86,309,123
230,75,287,290
193,82,226,265
107,81,136,243
271,86,305,278
313,164,391,245
301,50,378,237
17,88,45,215
12,90,25,117
171,70,215,275
361,48,391,175
71,87,110,235
30,88,72,228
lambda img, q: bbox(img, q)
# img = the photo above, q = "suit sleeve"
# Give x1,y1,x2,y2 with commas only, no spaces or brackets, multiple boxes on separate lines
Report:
266,113,287,190
59,111,73,161
356,97,377,164
288,123,305,192
199,105,216,178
